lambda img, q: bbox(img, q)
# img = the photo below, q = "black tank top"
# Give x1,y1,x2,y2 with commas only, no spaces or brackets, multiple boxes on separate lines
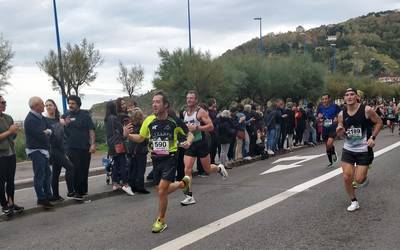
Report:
343,104,372,152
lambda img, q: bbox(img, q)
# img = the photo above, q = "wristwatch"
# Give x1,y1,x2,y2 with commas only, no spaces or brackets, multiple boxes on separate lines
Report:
370,135,376,140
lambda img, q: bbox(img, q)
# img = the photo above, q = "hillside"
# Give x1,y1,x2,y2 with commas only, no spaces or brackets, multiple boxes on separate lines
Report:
223,10,400,77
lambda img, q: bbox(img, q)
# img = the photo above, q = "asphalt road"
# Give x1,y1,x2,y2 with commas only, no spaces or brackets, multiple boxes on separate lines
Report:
1,129,400,250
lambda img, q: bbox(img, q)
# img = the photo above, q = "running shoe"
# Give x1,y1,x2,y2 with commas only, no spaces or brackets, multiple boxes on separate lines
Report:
327,162,333,167
122,185,135,196
152,218,167,233
66,192,75,199
267,150,275,155
218,164,228,178
1,206,13,216
180,195,196,206
181,176,191,195
11,204,24,214
347,201,360,212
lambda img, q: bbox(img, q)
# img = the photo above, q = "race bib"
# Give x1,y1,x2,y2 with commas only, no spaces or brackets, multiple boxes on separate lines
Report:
346,127,362,140
323,119,333,127
152,140,169,155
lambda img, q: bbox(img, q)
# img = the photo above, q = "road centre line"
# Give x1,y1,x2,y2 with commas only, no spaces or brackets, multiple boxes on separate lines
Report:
153,141,400,250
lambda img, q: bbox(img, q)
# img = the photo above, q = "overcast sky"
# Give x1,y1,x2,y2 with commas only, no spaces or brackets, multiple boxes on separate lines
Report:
1,0,399,119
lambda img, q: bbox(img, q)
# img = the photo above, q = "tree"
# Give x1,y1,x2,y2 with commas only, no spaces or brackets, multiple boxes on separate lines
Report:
38,38,103,96
0,35,14,93
117,62,144,98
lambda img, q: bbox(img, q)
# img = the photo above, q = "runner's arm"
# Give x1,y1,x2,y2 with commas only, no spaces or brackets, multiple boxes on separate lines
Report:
336,111,345,136
365,106,383,139
197,108,214,132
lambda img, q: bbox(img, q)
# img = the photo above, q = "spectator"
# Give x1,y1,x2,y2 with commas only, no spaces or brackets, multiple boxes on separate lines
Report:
264,102,278,155
104,101,134,195
285,102,295,150
116,97,130,126
127,108,150,194
234,104,246,160
208,98,219,164
0,95,24,215
303,103,317,146
276,99,288,150
294,104,307,145
218,110,236,168
62,95,96,201
44,99,74,202
24,96,54,208
243,104,256,159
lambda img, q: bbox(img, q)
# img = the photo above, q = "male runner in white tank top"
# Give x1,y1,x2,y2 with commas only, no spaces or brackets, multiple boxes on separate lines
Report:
180,90,228,206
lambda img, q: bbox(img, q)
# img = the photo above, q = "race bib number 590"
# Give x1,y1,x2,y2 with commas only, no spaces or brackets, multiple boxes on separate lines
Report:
153,140,169,155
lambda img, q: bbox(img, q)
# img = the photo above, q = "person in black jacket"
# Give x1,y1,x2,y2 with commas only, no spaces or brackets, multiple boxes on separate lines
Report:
105,101,134,196
24,96,54,209
218,110,236,167
44,99,74,202
127,108,149,194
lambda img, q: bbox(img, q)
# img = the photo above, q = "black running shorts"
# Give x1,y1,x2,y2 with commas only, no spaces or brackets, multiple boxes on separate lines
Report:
151,155,177,185
322,124,337,141
184,140,209,158
341,148,374,166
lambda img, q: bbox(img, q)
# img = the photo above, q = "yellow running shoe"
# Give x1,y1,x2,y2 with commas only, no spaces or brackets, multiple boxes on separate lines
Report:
152,218,167,233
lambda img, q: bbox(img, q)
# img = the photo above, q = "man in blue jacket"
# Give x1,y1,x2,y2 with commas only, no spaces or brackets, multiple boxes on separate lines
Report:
24,96,54,209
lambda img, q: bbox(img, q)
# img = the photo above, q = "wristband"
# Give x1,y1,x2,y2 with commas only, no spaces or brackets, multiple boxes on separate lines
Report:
370,135,376,140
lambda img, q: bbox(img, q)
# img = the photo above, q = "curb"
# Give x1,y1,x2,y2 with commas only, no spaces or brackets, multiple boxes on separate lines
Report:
4,145,309,221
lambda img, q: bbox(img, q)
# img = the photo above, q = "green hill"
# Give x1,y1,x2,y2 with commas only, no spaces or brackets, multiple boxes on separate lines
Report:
223,10,400,77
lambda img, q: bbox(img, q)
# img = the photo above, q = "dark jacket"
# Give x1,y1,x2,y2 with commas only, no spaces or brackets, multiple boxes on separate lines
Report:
105,114,125,156
45,117,65,152
264,108,277,130
285,109,295,134
127,122,148,156
218,117,236,144
24,111,50,150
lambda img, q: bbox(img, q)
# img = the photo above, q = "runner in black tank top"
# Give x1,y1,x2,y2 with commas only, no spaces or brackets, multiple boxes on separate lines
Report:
336,88,382,212
180,90,228,206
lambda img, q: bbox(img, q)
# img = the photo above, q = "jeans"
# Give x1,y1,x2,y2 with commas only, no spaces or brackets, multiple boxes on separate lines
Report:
0,155,16,207
128,154,147,190
29,151,52,201
267,128,276,151
67,149,91,195
220,144,230,165
112,154,128,184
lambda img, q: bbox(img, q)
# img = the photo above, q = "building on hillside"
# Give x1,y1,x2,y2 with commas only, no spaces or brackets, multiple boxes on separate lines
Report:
378,76,400,85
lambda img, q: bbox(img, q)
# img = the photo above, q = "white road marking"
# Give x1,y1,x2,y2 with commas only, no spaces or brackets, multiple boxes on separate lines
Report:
153,141,400,250
260,154,325,175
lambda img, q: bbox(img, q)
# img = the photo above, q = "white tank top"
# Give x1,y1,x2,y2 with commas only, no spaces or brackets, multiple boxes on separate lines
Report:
183,110,201,126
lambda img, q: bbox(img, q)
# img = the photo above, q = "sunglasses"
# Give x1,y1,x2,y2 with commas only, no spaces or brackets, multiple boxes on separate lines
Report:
0,101,6,105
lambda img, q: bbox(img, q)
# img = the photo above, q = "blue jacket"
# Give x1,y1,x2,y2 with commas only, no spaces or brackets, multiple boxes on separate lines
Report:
24,111,50,150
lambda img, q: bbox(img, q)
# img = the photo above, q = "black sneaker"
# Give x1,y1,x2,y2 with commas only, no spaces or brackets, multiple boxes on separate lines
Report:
11,204,24,214
37,199,54,209
73,194,84,201
2,206,13,216
49,196,65,202
136,189,150,194
66,192,75,199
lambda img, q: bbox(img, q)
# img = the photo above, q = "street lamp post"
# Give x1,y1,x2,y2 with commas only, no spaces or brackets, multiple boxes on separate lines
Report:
331,44,336,74
52,0,67,113
253,17,263,53
187,0,192,56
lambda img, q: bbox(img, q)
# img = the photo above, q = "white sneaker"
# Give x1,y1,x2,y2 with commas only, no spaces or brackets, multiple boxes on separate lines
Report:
244,156,252,160
347,201,360,212
122,185,135,196
180,195,196,206
218,164,228,178
267,149,275,155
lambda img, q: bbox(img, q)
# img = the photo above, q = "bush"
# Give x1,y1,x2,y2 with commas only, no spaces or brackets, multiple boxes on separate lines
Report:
15,129,27,162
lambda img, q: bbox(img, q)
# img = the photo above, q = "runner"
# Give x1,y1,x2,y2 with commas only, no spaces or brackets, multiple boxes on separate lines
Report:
317,94,341,167
181,90,228,206
123,91,192,233
336,88,382,212
385,101,396,134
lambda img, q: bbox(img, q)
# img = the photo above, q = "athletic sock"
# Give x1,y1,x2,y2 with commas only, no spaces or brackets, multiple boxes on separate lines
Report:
188,192,193,197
